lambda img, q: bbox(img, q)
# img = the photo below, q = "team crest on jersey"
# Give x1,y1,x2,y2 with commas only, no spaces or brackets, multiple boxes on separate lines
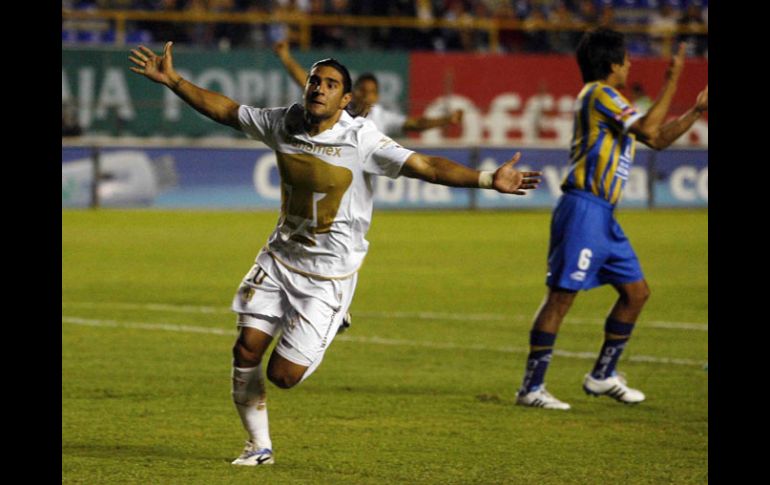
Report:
240,286,255,302
614,106,636,122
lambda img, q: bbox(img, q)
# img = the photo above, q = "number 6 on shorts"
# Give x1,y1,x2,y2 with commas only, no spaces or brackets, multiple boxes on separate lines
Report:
578,248,593,270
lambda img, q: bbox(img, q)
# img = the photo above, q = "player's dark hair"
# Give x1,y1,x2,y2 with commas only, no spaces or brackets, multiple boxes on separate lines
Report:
354,73,379,90
310,58,352,93
576,28,627,83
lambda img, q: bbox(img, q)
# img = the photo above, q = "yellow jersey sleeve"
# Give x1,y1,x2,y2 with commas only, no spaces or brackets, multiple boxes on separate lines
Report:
593,86,643,134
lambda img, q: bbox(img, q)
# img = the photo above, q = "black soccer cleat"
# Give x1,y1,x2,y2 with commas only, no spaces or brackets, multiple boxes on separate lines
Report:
337,312,352,334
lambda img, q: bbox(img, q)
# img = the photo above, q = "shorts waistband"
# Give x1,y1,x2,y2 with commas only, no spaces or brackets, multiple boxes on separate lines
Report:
562,189,615,210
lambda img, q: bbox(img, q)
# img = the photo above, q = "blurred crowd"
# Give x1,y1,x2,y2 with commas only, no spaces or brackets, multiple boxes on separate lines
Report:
62,0,707,56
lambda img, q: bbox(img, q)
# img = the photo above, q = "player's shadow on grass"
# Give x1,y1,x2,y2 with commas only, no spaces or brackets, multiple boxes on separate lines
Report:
62,442,213,461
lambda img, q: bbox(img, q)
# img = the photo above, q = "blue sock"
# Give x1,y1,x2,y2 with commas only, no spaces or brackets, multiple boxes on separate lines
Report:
520,330,557,394
591,318,635,380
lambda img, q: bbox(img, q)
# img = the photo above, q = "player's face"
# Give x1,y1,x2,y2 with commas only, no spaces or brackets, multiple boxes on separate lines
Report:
614,53,631,89
352,79,379,113
304,66,352,120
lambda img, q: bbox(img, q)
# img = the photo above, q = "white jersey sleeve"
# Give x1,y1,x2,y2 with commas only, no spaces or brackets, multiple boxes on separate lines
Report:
358,122,414,179
238,105,286,148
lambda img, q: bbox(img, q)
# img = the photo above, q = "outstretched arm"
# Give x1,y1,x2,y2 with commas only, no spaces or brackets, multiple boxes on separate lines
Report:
129,41,241,129
402,110,464,132
400,152,541,195
273,40,308,89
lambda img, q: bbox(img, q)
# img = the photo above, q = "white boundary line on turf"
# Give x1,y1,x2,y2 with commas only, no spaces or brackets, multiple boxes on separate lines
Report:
61,301,708,331
62,316,233,335
62,316,705,367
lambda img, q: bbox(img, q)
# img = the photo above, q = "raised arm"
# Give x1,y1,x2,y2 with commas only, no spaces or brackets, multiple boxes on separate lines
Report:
643,86,707,150
629,43,706,150
400,152,541,195
129,41,241,129
402,109,464,132
273,40,308,89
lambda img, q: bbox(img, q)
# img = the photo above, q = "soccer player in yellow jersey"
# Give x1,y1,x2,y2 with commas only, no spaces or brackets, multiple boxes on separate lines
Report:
129,41,541,464
514,28,708,410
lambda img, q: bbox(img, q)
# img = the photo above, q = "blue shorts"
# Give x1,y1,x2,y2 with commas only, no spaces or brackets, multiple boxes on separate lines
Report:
546,190,644,291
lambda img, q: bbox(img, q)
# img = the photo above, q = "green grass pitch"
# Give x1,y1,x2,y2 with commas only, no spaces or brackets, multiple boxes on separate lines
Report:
62,209,707,484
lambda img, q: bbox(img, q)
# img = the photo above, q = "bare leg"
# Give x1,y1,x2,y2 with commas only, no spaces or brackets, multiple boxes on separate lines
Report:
266,353,309,389
532,287,579,335
607,279,651,326
233,326,274,368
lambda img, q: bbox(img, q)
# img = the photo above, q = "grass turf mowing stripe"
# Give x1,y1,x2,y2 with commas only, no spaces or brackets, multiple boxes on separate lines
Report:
62,316,705,367
62,301,708,331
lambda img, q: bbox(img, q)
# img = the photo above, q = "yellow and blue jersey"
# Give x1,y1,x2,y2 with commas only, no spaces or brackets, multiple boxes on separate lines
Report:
561,82,644,206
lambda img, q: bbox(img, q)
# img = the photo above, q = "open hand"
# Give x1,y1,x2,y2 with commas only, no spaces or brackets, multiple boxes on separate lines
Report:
493,152,542,195
129,41,180,88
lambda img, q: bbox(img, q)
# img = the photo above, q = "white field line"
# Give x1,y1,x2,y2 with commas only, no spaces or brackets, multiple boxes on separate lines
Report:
62,316,233,335
61,301,708,331
62,316,705,367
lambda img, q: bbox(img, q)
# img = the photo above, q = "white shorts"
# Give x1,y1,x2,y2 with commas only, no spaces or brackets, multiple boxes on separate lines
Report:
231,251,357,377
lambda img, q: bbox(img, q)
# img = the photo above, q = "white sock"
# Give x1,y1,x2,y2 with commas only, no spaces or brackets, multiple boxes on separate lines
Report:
232,364,272,450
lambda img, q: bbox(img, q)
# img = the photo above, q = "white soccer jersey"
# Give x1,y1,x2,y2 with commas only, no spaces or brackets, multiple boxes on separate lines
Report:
366,104,407,137
238,103,415,279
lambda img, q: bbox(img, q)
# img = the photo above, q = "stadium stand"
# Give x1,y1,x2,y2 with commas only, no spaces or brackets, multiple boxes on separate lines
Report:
62,0,707,57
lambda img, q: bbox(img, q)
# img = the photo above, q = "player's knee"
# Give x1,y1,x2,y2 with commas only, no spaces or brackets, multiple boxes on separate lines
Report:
623,283,651,308
232,341,261,368
267,368,301,389
267,356,303,388
547,288,577,314
639,284,651,302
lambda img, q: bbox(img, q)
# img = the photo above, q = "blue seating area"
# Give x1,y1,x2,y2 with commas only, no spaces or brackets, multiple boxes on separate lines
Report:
61,0,707,56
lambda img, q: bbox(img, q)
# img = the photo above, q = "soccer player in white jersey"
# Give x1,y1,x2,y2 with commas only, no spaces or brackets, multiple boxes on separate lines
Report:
273,40,464,136
129,41,541,466
273,39,462,335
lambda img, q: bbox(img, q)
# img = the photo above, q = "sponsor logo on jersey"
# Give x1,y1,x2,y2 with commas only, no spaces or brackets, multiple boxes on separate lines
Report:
289,139,342,157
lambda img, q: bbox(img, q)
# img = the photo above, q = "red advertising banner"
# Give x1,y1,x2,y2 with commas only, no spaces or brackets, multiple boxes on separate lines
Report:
408,53,708,147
